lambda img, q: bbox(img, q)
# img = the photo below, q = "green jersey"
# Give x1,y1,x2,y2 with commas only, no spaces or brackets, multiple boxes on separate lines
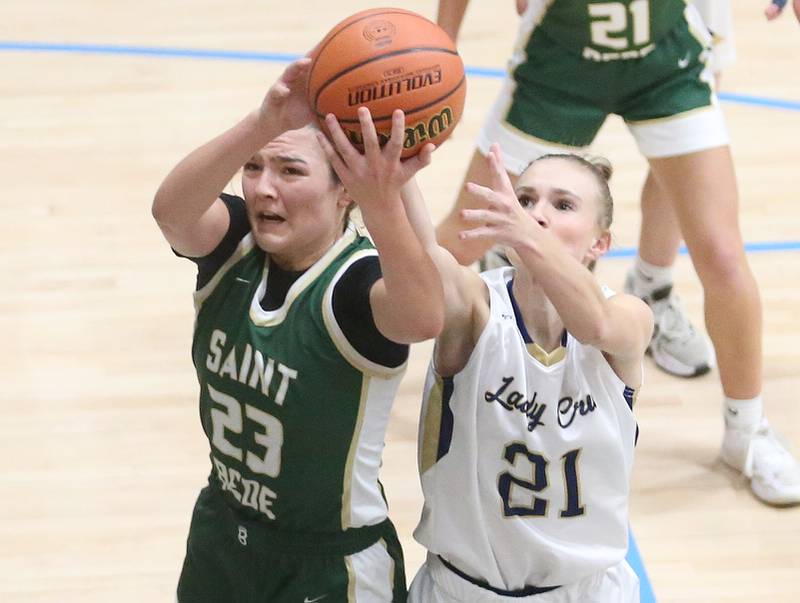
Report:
191,225,406,535
520,0,688,61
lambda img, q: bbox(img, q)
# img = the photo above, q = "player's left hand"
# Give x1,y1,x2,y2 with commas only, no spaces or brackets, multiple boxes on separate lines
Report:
458,143,542,249
317,107,434,208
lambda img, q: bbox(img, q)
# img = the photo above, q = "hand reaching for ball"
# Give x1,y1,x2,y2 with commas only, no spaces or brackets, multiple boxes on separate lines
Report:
259,58,316,133
317,107,434,209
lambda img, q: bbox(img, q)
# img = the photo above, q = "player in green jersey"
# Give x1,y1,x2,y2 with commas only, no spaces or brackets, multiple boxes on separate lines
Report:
434,0,800,507
152,58,444,602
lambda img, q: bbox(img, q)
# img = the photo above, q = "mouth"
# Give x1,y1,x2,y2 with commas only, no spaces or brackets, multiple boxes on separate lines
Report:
255,210,285,225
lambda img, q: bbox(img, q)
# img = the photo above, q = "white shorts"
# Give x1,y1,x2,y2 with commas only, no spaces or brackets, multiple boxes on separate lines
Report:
476,3,730,173
408,554,641,603
477,78,729,173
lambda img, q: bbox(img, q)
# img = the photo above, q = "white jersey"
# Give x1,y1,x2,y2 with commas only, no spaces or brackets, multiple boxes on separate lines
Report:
414,267,638,591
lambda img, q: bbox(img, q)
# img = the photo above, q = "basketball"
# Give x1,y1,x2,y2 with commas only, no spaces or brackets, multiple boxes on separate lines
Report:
308,7,466,158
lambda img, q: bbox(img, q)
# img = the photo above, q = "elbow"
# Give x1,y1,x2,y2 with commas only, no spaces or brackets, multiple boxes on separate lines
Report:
151,190,170,225
571,315,609,348
413,303,446,342
423,309,446,340
151,190,180,237
409,308,445,342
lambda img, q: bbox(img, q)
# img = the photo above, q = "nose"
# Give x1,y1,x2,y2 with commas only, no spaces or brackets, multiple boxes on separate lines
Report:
528,202,548,228
254,170,278,200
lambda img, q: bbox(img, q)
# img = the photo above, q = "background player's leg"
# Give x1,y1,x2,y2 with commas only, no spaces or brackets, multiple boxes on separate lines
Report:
649,146,759,397
626,170,714,378
637,171,682,269
649,145,800,505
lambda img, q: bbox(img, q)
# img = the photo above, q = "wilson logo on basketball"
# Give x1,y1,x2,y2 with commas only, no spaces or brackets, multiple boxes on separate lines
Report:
347,66,442,106
343,106,455,149
362,20,395,47
403,106,455,148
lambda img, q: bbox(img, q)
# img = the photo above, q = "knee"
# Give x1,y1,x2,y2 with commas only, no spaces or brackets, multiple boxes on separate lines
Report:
690,240,750,290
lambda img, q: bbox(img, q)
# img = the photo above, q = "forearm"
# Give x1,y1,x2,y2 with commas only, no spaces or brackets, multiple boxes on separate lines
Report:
152,110,274,229
400,179,439,252
516,240,612,345
362,199,445,341
400,178,477,314
436,0,470,42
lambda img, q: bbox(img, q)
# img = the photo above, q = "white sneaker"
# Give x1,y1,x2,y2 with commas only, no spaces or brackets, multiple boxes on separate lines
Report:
624,272,714,378
721,418,800,506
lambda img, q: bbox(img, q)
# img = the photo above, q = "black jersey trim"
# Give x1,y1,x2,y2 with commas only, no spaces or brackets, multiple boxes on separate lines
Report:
322,249,408,378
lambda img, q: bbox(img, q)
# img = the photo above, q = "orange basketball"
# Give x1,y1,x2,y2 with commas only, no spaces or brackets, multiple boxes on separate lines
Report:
308,7,466,158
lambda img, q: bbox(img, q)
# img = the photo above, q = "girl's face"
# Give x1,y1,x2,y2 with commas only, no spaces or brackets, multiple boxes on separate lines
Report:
241,127,350,270
512,157,610,266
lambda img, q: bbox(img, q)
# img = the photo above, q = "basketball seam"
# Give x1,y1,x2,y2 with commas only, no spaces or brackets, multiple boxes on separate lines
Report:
309,9,420,77
311,47,461,112
316,75,466,125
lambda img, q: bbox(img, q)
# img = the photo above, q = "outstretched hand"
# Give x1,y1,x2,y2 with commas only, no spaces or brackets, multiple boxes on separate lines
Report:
765,0,800,22
316,107,434,208
459,143,539,250
259,58,315,133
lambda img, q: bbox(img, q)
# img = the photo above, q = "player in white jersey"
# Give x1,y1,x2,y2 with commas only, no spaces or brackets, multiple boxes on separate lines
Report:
321,107,653,601
405,144,653,602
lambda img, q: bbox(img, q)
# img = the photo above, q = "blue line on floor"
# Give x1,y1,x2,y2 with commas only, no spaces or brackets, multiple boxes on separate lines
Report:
3,39,800,261
607,240,800,259
628,531,657,603
2,40,800,112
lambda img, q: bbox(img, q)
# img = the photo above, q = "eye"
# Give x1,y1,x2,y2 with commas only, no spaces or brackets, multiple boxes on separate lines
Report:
243,161,261,172
282,166,303,176
518,194,536,208
556,198,575,211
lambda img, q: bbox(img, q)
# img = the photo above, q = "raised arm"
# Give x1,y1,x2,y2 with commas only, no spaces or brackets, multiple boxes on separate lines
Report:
316,108,445,344
436,0,471,42
460,145,653,379
399,177,492,374
151,58,314,257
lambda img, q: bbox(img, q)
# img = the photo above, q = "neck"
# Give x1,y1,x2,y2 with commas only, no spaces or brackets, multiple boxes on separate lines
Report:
269,227,344,271
511,273,565,352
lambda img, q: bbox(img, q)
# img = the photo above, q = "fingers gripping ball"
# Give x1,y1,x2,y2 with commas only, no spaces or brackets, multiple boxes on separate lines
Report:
308,7,466,157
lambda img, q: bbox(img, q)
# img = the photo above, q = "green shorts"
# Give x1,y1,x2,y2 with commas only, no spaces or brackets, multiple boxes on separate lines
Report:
177,485,407,603
479,6,729,172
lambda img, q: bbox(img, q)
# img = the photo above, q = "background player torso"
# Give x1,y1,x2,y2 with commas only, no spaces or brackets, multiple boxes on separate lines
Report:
513,0,687,63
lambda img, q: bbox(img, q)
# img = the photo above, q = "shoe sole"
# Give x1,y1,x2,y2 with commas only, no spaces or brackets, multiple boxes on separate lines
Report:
646,347,711,378
720,455,800,507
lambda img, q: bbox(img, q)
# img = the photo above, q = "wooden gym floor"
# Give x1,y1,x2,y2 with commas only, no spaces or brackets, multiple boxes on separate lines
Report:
1,1,799,601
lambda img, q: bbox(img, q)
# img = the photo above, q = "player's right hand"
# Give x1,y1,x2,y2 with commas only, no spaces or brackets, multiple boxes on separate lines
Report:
260,58,315,133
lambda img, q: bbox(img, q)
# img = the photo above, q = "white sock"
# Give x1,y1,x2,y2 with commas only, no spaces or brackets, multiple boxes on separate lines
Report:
630,257,673,295
724,395,763,434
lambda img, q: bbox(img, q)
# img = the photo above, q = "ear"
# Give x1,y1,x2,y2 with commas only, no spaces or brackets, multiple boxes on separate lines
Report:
336,187,354,209
584,230,611,264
